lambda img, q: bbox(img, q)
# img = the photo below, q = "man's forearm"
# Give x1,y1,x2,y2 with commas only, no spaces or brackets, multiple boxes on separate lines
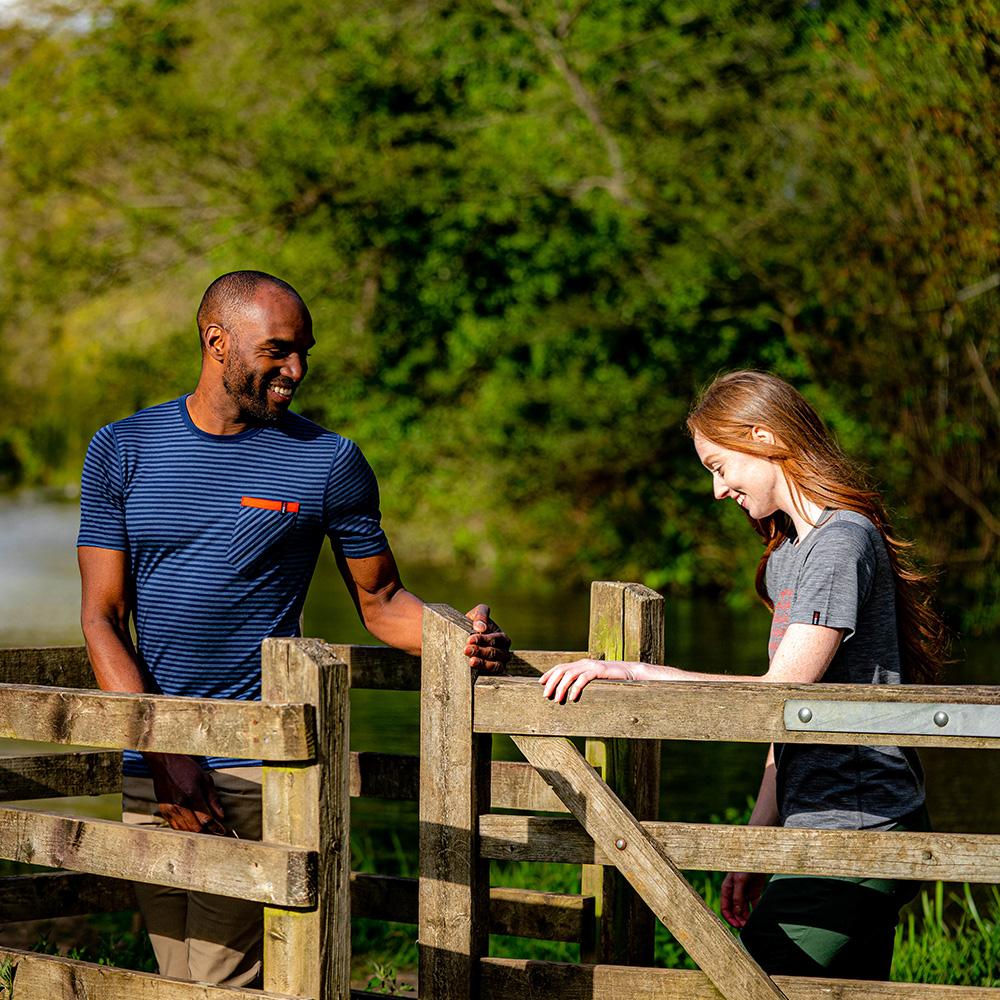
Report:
361,587,425,655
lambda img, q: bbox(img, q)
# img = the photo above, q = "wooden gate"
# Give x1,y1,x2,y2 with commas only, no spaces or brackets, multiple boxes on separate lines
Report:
419,591,1000,1000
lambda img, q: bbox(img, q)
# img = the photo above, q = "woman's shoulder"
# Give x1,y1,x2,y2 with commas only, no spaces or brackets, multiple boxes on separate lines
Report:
803,509,882,563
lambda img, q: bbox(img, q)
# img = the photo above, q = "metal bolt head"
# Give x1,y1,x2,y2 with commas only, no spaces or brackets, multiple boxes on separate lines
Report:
797,706,813,724
615,837,627,851
933,710,949,728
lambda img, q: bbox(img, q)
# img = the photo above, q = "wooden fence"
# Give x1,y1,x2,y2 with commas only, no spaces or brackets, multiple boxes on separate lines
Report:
0,582,657,998
2,579,998,999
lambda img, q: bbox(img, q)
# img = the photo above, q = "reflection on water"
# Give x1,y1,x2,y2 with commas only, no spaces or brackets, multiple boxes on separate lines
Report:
1,497,997,836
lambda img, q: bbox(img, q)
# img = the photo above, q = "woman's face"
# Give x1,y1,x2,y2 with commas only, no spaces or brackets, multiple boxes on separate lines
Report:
693,430,786,520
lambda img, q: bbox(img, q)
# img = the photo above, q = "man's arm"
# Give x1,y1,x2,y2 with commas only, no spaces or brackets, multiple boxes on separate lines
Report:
335,547,510,669
78,546,225,834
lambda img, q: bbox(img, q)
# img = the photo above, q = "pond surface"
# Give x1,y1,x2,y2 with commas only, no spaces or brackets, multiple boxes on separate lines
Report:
1,495,997,841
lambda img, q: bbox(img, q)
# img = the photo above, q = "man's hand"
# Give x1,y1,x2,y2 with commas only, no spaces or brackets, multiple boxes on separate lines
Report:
143,752,227,835
464,604,511,672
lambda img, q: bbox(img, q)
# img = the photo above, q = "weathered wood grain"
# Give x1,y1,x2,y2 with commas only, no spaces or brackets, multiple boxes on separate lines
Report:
0,871,135,922
328,643,586,690
475,675,1000,748
0,804,314,906
0,750,121,800
480,814,1000,882
351,871,591,943
418,604,491,1000
480,958,1000,999
489,886,594,943
582,581,662,965
0,646,94,688
262,637,351,1000
513,734,786,1000
348,753,567,812
0,683,314,759
0,946,302,999
490,759,569,813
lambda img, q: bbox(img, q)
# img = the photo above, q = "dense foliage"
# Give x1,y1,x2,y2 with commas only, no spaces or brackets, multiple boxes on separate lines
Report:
1,0,996,630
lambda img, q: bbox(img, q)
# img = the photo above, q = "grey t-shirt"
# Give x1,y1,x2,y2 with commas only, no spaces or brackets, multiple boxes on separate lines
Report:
766,509,925,829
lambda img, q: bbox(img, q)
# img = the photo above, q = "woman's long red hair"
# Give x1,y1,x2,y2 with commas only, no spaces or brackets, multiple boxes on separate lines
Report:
687,371,947,684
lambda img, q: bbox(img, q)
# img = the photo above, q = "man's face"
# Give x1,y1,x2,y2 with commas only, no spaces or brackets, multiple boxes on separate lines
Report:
221,287,315,424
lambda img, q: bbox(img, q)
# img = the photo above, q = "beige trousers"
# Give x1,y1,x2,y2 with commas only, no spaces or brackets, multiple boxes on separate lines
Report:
122,766,264,988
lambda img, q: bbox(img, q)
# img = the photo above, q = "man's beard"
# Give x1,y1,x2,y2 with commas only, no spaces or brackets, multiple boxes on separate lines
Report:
222,354,279,424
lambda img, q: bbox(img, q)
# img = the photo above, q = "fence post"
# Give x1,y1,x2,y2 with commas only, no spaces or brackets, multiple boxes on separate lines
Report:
418,604,492,1000
583,581,663,965
261,637,350,999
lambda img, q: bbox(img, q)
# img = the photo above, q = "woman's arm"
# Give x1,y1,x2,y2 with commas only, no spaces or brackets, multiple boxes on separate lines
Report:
540,622,844,702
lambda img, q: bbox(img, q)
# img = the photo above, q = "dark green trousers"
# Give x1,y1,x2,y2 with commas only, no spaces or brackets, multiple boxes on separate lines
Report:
740,809,928,979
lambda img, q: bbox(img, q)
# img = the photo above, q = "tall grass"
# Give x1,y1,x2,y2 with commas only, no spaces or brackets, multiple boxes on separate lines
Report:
893,882,1000,986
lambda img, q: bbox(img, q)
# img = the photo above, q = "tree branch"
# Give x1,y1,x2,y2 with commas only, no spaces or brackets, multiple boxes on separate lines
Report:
491,0,634,205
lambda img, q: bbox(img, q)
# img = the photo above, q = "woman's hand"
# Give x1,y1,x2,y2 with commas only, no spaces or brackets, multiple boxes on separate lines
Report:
721,870,767,928
539,658,637,702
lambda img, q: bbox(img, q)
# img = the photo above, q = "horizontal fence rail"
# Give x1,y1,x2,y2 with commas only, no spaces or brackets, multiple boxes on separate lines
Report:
0,750,121,800
474,675,1000,749
480,814,1000,882
329,643,586,691
0,945,303,1000
0,683,315,759
479,958,1000,999
0,805,315,905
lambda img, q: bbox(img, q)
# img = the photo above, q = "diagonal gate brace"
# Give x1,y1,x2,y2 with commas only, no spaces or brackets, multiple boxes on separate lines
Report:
511,734,788,1000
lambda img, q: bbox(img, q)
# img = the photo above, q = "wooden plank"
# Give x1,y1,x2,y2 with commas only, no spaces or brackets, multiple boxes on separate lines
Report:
0,683,314,760
0,946,302,999
480,814,1000,882
0,871,135,922
262,638,351,1000
583,582,626,962
350,751,419,801
350,871,591,942
418,604,491,1000
329,643,587,690
0,646,95,688
489,886,594,943
481,957,1000,999
348,754,567,812
490,760,568,813
513,734,786,1000
583,582,662,965
475,675,1000,748
0,750,121,800
0,805,314,906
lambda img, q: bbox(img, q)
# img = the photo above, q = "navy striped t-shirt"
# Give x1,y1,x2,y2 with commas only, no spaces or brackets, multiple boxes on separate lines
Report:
77,395,388,775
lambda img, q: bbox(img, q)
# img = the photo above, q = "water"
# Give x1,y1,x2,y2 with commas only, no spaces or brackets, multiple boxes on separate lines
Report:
1,495,997,838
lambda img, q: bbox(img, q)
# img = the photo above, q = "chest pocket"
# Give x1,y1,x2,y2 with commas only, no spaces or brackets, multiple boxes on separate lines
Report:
228,496,300,577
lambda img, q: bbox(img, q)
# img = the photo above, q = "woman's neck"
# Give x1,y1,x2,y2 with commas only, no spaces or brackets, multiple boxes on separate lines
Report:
784,490,830,543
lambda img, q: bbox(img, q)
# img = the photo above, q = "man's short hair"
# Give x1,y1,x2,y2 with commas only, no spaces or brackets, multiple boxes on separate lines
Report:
197,271,309,349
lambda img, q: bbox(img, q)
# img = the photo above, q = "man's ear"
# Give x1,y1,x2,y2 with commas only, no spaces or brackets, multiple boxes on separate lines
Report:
203,324,228,363
750,425,777,446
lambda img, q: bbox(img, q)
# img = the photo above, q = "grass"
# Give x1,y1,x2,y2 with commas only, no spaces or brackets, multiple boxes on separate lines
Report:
893,882,1000,986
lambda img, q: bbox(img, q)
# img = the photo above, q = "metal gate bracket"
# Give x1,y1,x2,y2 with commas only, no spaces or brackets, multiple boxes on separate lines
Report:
784,700,1000,739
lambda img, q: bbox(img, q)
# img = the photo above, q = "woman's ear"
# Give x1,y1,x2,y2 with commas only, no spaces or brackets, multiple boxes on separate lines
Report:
750,425,776,446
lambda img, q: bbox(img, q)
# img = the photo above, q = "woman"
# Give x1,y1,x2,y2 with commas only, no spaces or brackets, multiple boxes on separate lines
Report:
540,370,947,980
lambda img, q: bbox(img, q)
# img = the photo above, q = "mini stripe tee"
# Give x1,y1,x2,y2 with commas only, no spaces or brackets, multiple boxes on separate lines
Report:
77,395,389,775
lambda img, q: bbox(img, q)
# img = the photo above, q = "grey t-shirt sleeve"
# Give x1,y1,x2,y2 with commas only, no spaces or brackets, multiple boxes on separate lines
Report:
788,522,877,640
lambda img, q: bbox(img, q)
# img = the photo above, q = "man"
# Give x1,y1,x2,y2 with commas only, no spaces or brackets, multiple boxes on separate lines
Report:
77,270,510,987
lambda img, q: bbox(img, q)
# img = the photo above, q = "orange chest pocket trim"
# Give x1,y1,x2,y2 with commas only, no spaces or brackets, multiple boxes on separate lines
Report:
241,496,300,514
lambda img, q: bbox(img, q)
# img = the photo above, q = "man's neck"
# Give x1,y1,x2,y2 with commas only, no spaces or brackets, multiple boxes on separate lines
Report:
186,384,254,436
